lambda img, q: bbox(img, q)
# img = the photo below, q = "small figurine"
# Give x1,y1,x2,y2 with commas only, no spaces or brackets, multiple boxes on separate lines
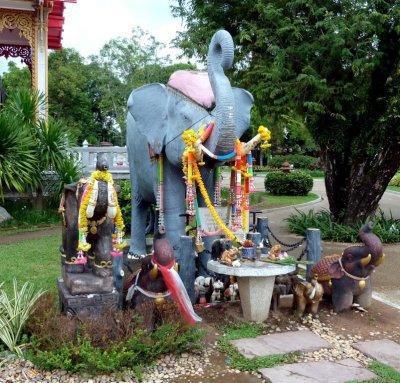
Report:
267,244,288,261
211,238,232,260
211,280,224,303
224,282,239,301
220,247,240,265
194,276,213,304
293,276,324,317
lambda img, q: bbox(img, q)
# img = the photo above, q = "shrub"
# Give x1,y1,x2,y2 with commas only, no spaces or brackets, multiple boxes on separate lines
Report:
286,209,400,243
389,175,400,187
268,154,319,170
265,171,313,196
26,294,205,377
0,280,45,357
118,180,132,232
0,199,59,229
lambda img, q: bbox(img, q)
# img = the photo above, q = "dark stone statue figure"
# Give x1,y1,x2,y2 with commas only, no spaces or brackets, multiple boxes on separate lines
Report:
58,154,120,315
312,222,384,312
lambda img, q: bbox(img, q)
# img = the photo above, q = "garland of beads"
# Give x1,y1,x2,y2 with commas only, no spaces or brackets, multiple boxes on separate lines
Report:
156,154,166,233
77,170,127,264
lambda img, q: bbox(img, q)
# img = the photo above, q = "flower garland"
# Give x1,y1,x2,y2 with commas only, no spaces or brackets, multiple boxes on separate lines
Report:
181,124,272,244
77,170,127,264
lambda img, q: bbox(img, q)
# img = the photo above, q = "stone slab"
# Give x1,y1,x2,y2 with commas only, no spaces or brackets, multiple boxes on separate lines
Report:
207,259,295,277
231,329,331,359
63,271,114,295
353,339,400,372
259,358,377,383
58,278,118,316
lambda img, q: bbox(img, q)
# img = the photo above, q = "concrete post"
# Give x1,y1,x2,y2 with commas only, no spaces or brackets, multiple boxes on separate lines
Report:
81,140,89,174
306,228,322,280
257,217,269,254
178,236,196,303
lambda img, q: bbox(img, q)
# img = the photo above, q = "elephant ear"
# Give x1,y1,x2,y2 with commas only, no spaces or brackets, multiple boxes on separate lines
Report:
233,87,254,139
328,261,344,279
127,83,168,154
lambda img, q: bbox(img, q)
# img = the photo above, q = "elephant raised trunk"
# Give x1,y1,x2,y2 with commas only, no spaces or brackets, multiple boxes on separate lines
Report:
357,222,384,266
206,30,236,155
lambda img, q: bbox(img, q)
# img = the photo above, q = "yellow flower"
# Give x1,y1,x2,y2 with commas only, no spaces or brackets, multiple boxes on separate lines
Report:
181,129,198,146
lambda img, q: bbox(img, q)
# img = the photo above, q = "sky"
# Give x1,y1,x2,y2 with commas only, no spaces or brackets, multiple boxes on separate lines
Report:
62,0,184,59
0,0,185,73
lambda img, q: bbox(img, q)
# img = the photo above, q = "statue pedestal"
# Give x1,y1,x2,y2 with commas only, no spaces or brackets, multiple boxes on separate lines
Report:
57,278,118,316
63,270,114,295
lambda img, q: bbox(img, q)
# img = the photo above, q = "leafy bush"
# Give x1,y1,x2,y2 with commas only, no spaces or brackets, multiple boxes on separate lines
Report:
0,200,59,229
26,294,204,377
268,155,319,170
0,280,44,357
286,209,400,243
265,171,313,196
389,175,400,187
118,180,132,232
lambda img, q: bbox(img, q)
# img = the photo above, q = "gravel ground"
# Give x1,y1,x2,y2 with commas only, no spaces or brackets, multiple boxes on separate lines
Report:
0,313,381,383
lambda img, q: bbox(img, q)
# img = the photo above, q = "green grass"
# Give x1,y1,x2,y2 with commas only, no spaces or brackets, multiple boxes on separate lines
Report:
217,323,298,371
348,361,400,382
221,188,319,209
0,234,59,295
388,185,400,193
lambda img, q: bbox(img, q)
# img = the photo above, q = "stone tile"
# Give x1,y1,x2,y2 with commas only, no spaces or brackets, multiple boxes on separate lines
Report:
354,339,400,372
230,329,331,359
259,358,377,383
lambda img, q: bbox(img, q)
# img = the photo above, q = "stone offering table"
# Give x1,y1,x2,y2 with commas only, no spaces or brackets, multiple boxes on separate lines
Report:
207,260,295,322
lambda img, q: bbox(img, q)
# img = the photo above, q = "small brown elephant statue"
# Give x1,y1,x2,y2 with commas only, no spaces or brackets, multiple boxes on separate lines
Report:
293,277,324,317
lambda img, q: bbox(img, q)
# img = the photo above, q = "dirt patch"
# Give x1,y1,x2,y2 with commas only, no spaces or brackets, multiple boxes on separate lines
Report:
0,226,61,244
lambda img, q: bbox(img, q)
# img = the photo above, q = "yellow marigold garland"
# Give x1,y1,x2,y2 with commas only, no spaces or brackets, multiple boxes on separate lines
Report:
181,124,272,245
77,170,126,253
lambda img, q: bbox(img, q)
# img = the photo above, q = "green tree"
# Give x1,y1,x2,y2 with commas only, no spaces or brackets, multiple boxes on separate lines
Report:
1,62,31,94
172,0,400,224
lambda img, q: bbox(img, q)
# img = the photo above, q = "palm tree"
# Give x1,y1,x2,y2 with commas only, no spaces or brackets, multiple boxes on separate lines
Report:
0,89,80,202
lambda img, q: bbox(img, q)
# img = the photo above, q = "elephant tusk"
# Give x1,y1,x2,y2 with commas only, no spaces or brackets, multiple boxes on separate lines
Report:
149,263,158,280
360,253,372,267
375,253,385,267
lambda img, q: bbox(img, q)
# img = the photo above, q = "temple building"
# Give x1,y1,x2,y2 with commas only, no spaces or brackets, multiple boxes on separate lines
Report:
0,0,75,115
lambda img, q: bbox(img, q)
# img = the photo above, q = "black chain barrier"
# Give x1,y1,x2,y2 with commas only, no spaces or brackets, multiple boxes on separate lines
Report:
265,223,308,261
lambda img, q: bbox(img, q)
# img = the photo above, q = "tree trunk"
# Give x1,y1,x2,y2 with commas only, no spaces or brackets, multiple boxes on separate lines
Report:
323,141,400,225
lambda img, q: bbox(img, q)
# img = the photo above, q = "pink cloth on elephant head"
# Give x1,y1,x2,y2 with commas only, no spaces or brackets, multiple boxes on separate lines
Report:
167,70,215,109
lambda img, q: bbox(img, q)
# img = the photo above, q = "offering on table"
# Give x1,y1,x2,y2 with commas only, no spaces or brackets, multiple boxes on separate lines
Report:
220,247,240,265
241,239,256,260
267,244,288,261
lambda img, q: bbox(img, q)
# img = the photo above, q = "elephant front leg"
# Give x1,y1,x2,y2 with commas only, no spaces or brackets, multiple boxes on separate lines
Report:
354,279,372,309
129,200,149,257
332,279,354,312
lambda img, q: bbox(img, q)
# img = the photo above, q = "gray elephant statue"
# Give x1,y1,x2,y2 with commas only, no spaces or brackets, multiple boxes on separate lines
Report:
311,222,384,312
126,30,254,274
